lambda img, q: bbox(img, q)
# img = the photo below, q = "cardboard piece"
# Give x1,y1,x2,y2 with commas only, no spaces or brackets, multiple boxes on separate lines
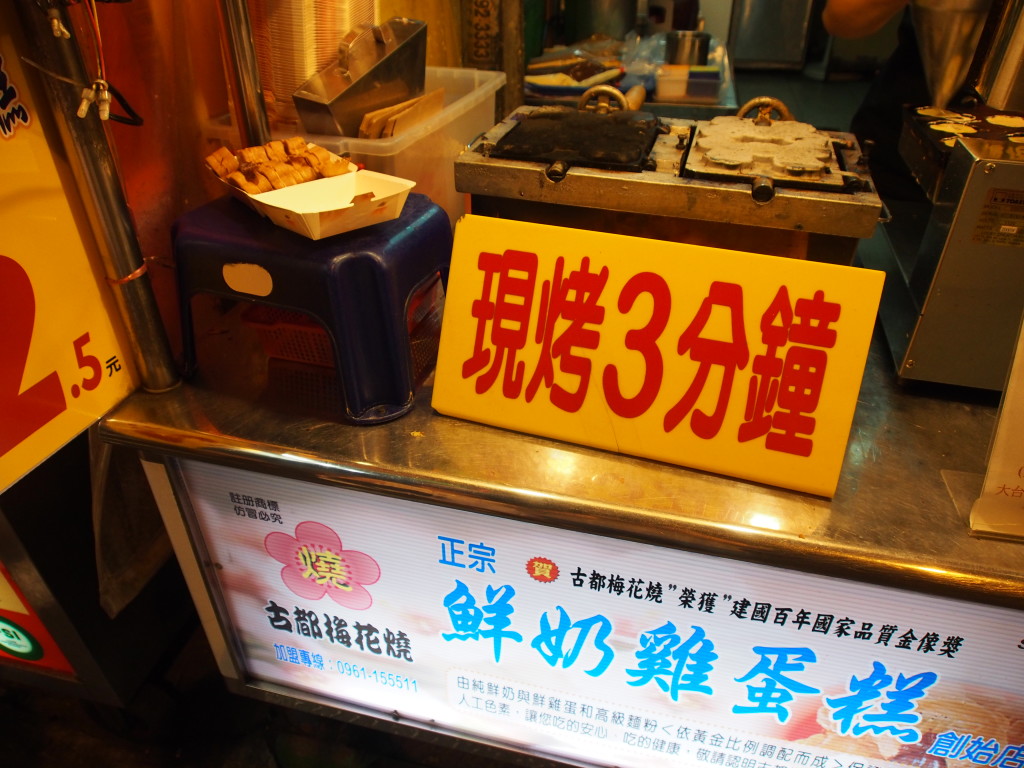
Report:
359,95,419,139
359,88,445,139
382,88,445,138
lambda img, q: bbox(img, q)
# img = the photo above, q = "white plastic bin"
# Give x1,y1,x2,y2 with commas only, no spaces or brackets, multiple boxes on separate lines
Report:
287,67,506,227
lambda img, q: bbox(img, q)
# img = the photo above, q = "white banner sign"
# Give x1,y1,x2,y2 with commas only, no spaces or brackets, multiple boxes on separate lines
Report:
176,459,1024,768
971,316,1024,541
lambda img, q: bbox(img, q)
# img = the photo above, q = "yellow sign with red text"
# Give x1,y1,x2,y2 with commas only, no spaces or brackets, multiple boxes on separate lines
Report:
0,14,137,492
432,215,883,497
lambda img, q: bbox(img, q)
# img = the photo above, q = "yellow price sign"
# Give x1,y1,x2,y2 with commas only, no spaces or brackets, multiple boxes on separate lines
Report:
433,215,884,497
0,16,136,491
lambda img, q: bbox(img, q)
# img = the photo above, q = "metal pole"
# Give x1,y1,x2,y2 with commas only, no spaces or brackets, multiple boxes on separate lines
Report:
220,0,271,145
501,0,525,117
13,0,179,393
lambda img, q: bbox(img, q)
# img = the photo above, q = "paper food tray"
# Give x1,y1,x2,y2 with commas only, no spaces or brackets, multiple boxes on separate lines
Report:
223,160,415,240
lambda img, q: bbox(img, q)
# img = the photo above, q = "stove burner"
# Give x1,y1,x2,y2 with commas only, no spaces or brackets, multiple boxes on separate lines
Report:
456,103,882,246
684,115,851,195
487,106,662,178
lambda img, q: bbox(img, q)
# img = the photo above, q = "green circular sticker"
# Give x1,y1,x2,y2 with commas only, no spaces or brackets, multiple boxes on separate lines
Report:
0,616,43,661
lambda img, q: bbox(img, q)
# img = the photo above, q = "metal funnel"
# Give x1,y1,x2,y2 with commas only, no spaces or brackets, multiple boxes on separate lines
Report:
912,0,993,108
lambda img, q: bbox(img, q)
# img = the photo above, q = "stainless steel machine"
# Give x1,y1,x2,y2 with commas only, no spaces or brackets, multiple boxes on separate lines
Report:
455,91,884,265
861,110,1024,391
860,0,1024,391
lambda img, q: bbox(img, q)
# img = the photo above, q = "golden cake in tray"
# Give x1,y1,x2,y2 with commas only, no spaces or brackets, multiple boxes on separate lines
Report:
204,137,354,196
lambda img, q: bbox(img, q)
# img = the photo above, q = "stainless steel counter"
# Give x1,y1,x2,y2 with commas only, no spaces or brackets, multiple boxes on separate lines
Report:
98,322,1022,613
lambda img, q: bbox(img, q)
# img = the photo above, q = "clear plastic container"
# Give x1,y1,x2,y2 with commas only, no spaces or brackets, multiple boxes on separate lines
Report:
285,67,506,227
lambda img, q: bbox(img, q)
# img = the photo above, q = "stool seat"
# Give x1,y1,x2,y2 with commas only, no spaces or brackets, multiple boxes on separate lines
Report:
173,193,452,424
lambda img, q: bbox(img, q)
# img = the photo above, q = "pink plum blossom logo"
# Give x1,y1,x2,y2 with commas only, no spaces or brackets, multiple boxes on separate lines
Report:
265,521,380,610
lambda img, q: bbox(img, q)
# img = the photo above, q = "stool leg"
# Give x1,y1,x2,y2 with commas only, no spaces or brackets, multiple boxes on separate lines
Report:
179,293,197,378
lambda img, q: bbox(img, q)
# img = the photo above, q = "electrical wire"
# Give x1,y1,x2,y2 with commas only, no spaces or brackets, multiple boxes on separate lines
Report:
26,1,143,126
21,56,143,126
82,0,106,82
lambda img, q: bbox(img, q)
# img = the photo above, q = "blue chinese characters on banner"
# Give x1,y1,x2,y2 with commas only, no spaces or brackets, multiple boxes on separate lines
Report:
436,532,949,752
